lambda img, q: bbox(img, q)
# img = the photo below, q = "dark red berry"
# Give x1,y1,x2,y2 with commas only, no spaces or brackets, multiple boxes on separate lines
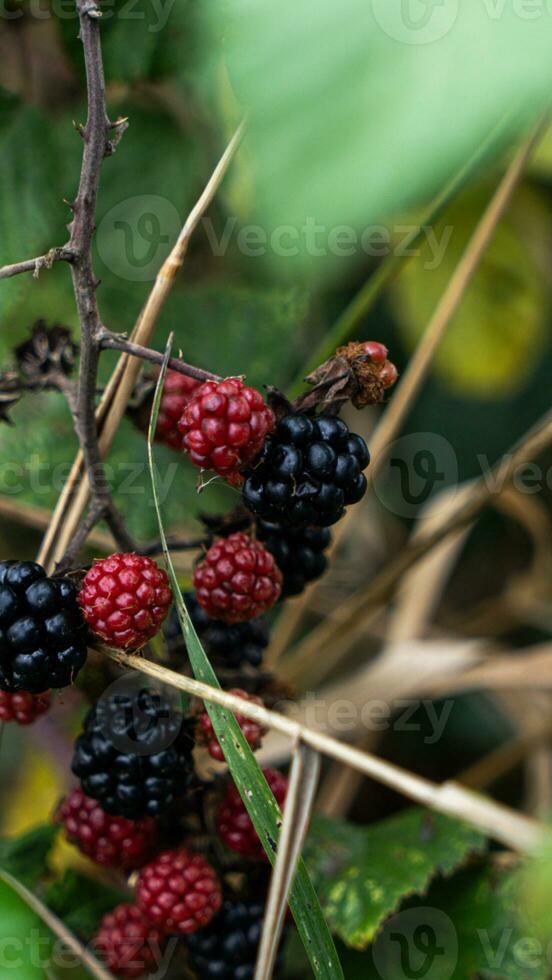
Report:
0,688,50,725
78,554,172,649
177,378,274,478
362,341,388,363
216,768,288,860
136,850,222,935
57,788,156,869
93,903,166,979
155,368,201,450
198,689,266,762
193,533,282,623
380,360,399,388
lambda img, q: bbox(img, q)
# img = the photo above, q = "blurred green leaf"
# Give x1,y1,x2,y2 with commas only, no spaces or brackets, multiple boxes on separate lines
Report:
0,879,49,980
0,825,57,888
392,184,550,397
45,869,126,941
210,0,552,267
365,864,547,980
304,808,487,950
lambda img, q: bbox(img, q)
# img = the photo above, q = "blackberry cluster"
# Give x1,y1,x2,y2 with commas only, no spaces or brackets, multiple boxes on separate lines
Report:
94,904,166,980
0,561,87,692
166,592,270,670
71,688,195,819
186,899,286,979
243,413,369,527
256,520,331,597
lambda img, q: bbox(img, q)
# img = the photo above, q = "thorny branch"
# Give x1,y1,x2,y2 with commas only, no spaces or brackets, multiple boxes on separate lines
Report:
67,0,133,551
98,330,221,383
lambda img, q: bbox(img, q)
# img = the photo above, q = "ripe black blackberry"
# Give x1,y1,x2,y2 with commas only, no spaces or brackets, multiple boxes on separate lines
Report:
243,413,369,527
256,520,331,596
166,593,270,670
71,687,195,819
186,898,286,979
0,561,87,692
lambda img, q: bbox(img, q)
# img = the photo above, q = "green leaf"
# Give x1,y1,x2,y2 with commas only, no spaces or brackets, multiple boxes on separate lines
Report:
0,879,49,980
208,0,552,268
366,863,547,980
0,825,58,888
146,342,343,980
304,808,487,950
45,869,127,941
392,183,549,398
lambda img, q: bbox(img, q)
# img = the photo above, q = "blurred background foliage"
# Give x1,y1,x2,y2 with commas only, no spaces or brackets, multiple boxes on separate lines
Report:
2,0,552,976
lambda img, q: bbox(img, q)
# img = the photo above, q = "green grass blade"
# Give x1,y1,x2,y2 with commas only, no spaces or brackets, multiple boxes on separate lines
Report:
146,339,343,980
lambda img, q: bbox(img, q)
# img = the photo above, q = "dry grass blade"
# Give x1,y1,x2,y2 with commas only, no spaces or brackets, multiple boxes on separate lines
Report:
254,742,321,980
99,644,543,852
0,867,116,980
41,123,245,571
268,118,546,666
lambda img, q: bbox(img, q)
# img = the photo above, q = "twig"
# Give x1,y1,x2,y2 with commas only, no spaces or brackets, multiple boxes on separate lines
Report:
99,644,543,853
0,247,75,281
44,122,245,572
0,868,116,980
66,0,133,553
268,118,547,667
97,331,220,382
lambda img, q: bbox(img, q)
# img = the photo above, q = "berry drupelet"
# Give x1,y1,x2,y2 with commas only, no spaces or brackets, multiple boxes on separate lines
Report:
186,898,286,979
216,768,288,860
57,788,156,870
178,378,274,478
93,903,166,980
0,688,51,725
0,560,87,692
256,519,331,597
136,849,222,935
155,368,201,450
78,554,172,650
193,533,282,623
243,413,369,527
166,592,270,670
197,689,266,762
71,687,195,819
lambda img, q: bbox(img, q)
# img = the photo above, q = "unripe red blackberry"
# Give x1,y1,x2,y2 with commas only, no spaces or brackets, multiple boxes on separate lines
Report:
155,368,201,450
57,788,156,870
193,533,282,623
0,560,87,692
243,413,370,527
93,904,166,979
197,689,266,762
177,378,274,478
78,554,172,649
216,768,288,860
136,849,222,935
0,688,50,725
